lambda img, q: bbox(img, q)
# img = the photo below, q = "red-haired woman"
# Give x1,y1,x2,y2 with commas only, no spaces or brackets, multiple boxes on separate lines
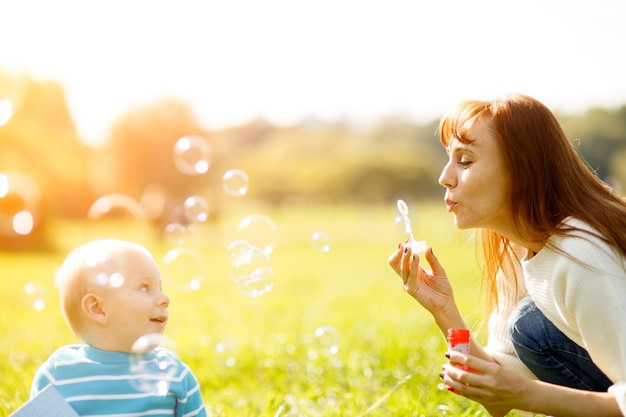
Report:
389,93,626,416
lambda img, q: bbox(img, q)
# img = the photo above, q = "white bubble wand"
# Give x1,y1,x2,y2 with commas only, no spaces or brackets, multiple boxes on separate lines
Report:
396,199,427,254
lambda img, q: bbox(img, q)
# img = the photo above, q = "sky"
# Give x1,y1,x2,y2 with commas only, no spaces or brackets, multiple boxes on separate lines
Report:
1,0,626,145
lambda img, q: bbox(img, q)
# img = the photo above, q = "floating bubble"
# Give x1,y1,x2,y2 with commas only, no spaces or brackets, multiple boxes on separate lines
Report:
229,245,274,298
161,246,204,291
86,193,149,240
311,231,331,253
226,240,253,268
87,193,146,221
222,168,249,196
132,333,176,353
236,214,277,255
394,214,407,235
311,325,340,358
0,171,42,237
129,333,178,395
183,195,210,223
173,135,212,175
162,223,189,246
23,282,47,311
92,272,126,288
80,253,127,288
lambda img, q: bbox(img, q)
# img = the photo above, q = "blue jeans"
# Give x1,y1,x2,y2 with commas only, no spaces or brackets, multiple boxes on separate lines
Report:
508,296,613,391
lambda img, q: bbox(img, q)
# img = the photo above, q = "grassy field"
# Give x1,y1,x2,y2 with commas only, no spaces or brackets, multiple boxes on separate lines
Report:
0,202,529,416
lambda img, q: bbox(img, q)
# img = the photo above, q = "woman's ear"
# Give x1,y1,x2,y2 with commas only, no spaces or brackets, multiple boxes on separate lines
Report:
81,293,107,324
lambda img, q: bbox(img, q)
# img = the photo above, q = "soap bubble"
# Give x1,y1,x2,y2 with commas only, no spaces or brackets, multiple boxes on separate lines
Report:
0,171,42,237
173,135,212,175
23,282,47,311
236,214,277,255
129,334,179,395
226,240,254,268
86,193,149,240
80,252,126,288
222,168,249,196
87,193,146,221
311,231,331,253
94,272,125,288
229,245,274,298
162,223,189,246
394,214,407,235
183,195,210,223
161,246,204,291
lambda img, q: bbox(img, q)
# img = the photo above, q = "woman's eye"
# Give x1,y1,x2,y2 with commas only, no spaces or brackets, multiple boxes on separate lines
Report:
458,159,472,167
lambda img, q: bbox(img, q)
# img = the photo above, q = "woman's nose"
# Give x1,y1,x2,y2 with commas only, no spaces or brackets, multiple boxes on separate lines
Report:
438,163,455,188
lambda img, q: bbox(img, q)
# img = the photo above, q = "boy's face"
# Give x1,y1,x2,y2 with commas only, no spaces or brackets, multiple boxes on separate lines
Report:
93,247,170,352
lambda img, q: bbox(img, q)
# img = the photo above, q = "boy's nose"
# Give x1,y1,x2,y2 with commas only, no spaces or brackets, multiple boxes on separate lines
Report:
159,291,170,307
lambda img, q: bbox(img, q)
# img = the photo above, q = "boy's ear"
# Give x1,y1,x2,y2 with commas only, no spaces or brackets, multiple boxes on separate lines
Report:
81,293,107,324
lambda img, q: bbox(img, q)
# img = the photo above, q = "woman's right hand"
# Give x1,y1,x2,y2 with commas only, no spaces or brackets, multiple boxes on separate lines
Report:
387,242,456,316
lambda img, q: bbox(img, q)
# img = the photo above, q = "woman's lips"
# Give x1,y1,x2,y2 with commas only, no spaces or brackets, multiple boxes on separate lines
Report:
445,199,457,212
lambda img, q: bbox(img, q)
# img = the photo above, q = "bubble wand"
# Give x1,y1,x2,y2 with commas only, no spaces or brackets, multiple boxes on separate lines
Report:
396,199,427,254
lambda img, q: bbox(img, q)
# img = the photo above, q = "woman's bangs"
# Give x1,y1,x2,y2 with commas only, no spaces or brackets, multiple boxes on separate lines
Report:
438,101,486,146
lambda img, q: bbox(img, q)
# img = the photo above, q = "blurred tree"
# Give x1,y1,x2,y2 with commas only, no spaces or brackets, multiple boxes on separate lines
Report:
0,71,87,249
559,106,626,184
102,99,221,223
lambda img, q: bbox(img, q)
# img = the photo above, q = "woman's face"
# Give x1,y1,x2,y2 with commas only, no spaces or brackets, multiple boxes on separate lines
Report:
438,117,512,233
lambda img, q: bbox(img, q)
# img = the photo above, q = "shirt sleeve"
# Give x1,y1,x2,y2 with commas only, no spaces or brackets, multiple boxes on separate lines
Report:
175,362,207,417
30,361,52,398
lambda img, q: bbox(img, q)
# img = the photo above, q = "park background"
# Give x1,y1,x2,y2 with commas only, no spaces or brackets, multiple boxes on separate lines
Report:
2,1,626,416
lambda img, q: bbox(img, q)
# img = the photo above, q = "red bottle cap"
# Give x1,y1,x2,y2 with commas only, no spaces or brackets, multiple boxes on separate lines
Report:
447,328,470,342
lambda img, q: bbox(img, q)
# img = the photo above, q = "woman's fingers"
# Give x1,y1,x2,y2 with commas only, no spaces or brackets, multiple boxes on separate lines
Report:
387,242,404,275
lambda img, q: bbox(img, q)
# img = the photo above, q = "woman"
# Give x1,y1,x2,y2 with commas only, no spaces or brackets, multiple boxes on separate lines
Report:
388,93,626,416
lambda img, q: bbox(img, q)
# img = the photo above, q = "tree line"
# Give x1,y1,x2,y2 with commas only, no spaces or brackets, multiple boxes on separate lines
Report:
1,72,625,248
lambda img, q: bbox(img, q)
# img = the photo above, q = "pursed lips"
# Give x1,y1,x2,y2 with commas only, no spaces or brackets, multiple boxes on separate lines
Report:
445,198,457,212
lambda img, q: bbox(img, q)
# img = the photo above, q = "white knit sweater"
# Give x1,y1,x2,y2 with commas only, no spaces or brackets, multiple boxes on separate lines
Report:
485,217,626,415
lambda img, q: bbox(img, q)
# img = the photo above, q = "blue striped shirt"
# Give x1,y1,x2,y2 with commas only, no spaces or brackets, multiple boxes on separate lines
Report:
30,344,207,417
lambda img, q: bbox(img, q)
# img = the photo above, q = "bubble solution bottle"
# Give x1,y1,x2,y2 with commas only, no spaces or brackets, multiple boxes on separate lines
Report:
447,328,470,371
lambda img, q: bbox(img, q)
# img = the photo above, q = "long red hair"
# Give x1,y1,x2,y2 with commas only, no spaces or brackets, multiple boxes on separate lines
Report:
438,93,626,312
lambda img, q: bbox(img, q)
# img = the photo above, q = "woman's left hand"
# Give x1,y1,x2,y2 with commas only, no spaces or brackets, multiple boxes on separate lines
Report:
441,351,533,417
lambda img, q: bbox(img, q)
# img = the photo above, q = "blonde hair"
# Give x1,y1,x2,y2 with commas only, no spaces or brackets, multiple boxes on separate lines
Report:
55,239,153,339
438,93,626,313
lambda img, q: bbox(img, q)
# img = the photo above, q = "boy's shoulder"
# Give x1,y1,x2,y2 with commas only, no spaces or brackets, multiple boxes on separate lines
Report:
47,344,87,361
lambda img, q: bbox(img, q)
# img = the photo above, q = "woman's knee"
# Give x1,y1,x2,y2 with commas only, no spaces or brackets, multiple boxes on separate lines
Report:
508,296,545,347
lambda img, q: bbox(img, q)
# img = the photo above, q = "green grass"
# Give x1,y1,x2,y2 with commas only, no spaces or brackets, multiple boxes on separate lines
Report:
0,203,528,416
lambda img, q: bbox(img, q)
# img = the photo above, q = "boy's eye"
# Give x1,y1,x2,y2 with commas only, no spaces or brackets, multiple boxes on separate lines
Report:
139,285,149,292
